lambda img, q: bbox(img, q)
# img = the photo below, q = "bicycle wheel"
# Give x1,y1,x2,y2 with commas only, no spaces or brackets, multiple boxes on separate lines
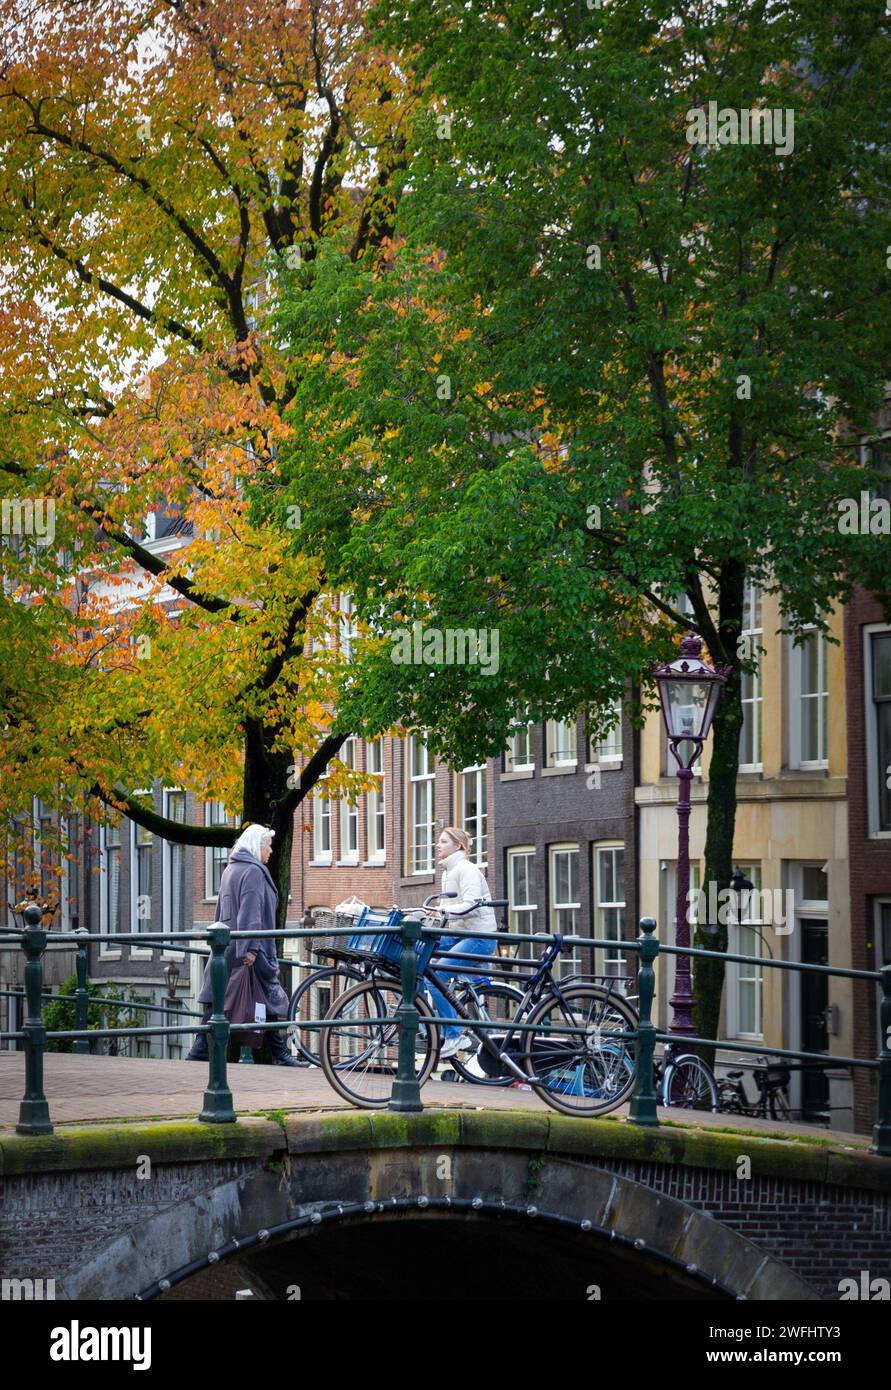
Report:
769,1087,792,1121
319,978,438,1109
287,964,363,1065
662,1054,718,1111
523,985,637,1118
448,982,525,1086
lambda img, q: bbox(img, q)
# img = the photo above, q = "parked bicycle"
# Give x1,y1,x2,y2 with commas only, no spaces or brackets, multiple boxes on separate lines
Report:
716,1056,792,1120
625,991,718,1111
318,893,639,1117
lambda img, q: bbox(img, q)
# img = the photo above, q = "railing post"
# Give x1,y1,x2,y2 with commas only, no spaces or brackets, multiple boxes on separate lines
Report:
872,964,891,1157
389,917,424,1113
629,917,660,1128
73,929,90,1055
199,926,236,1124
17,905,53,1135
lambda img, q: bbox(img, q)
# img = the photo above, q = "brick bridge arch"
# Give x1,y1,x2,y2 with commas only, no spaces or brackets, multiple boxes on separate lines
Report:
5,1111,883,1300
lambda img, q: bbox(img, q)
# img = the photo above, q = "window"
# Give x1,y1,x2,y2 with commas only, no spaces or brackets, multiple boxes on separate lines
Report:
409,735,435,873
163,791,187,944
588,699,623,763
867,629,891,834
338,738,359,863
549,844,581,978
35,798,55,904
131,817,154,933
505,719,535,772
545,719,577,767
594,845,625,977
99,819,121,952
739,580,763,770
205,801,229,897
790,628,828,768
366,740,386,862
459,764,487,865
62,815,79,931
507,848,537,938
727,865,763,1039
339,592,358,659
312,782,332,864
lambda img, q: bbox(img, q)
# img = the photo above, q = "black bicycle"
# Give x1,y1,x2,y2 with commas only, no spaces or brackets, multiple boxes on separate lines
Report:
319,893,639,1116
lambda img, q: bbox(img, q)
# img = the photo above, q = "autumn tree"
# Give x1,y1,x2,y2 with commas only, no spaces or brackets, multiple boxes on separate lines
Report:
0,0,412,925
275,0,891,1040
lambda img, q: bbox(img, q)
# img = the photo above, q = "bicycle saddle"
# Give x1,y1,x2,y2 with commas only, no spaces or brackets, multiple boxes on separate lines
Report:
726,1069,744,1078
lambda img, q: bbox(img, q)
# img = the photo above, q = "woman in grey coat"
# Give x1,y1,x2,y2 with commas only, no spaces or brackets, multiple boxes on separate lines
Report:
186,823,299,1065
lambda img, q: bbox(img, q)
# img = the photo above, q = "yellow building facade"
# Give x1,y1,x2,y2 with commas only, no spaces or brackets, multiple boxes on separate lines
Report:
636,589,852,1127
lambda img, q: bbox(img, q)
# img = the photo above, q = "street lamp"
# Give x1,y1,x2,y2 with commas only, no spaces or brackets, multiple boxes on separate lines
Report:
654,632,730,1037
164,960,180,1002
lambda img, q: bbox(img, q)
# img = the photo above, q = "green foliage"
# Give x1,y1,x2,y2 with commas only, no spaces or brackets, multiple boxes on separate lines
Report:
43,974,149,1054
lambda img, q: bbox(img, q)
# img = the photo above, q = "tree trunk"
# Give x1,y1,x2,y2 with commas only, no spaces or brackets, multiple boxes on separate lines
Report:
693,565,746,1065
242,723,297,935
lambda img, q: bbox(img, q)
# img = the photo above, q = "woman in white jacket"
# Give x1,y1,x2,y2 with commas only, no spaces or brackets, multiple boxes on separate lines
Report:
429,826,498,1058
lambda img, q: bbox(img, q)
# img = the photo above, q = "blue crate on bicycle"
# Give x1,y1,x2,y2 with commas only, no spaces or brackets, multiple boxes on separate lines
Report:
347,907,436,973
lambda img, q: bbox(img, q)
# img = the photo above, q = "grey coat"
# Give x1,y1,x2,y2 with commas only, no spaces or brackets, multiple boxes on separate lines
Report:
197,849,284,1012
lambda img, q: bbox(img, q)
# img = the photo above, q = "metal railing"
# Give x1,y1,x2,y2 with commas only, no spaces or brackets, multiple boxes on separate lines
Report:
1,907,888,1156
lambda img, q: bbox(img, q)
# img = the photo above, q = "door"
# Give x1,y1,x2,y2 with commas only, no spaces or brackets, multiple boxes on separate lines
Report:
801,922,829,1123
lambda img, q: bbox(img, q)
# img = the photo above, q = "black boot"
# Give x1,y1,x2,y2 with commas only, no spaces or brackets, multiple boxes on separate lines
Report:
185,1006,211,1060
267,1023,302,1067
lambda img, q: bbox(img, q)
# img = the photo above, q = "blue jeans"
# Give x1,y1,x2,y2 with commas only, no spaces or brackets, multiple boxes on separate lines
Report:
425,935,497,1038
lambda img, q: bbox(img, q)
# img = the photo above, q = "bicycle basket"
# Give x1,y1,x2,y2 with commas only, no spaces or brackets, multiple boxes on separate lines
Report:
348,908,436,974
765,1064,791,1089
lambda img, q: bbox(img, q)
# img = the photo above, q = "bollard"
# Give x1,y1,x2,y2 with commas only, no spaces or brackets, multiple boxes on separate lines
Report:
872,964,891,1157
74,930,90,1055
199,926,236,1123
389,917,424,1113
628,917,660,1128
17,904,53,1135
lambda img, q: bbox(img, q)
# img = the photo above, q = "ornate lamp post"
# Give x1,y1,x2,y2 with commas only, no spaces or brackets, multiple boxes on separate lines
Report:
654,633,730,1037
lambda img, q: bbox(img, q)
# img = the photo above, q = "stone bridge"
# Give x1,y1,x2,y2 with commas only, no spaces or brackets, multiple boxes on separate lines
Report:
2,1108,888,1301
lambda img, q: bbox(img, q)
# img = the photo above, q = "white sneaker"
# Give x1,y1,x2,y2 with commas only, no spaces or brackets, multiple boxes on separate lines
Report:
440,1033,473,1059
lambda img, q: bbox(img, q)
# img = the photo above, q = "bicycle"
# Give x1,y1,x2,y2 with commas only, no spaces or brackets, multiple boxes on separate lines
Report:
286,910,522,1069
716,1056,792,1120
624,992,718,1111
319,893,639,1116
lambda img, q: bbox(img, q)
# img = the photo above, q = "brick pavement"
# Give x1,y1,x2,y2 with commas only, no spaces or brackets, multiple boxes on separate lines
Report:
0,1052,871,1144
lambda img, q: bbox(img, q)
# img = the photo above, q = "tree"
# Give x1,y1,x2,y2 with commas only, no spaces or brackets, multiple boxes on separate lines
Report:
275,0,891,1038
0,0,411,924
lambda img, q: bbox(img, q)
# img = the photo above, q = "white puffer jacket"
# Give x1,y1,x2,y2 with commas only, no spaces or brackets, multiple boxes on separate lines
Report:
440,850,497,934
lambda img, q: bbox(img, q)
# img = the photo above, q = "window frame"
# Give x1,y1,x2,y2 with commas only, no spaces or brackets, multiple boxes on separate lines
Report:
162,789,187,958
593,842,626,978
204,800,230,898
864,624,891,837
337,737,360,865
458,763,487,867
408,734,436,875
725,863,764,1040
98,817,122,958
548,842,582,978
365,739,386,864
545,718,577,769
738,579,764,773
789,626,829,770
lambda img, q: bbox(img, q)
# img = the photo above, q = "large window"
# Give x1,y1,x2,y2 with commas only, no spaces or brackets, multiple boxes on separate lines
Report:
507,848,537,939
163,791,187,943
739,580,763,770
409,735,435,873
594,845,625,977
867,629,891,834
545,719,577,767
205,800,229,896
459,764,487,865
549,844,581,978
338,738,359,863
35,798,55,903
505,719,535,772
588,700,623,763
727,865,763,1039
131,816,154,934
99,819,121,952
312,779,332,864
366,740,386,863
790,628,828,768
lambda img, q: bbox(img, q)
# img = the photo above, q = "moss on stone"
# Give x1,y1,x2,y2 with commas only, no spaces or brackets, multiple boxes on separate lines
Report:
0,1117,282,1175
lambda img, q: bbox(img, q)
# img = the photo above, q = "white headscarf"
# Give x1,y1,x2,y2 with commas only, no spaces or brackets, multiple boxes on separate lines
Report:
231,823,274,863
